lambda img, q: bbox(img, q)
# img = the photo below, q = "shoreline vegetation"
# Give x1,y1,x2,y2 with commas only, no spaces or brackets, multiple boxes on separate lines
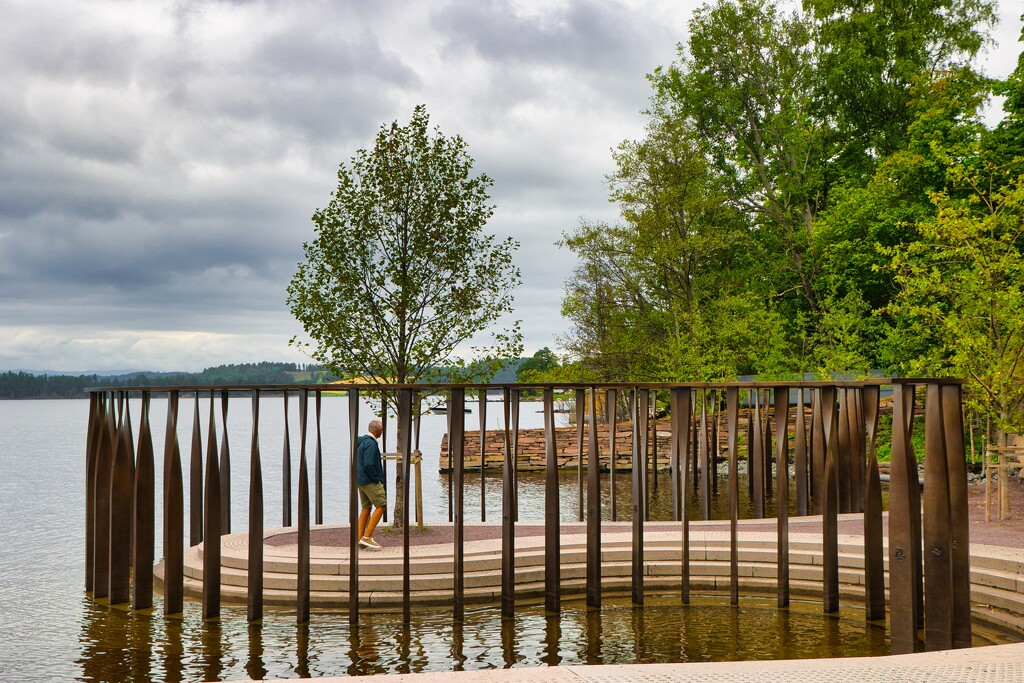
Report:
0,359,526,399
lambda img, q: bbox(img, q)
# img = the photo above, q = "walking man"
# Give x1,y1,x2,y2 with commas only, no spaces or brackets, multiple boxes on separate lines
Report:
357,419,386,550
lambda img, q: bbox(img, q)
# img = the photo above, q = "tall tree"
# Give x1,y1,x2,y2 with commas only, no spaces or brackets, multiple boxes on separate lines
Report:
288,105,522,528
807,0,997,166
650,0,830,317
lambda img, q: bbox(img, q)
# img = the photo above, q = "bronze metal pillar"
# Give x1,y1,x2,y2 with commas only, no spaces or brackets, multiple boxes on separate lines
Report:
480,391,487,522
608,389,618,522
862,385,884,621
699,390,711,520
811,389,825,514
347,389,360,624
247,390,263,623
577,388,585,522
92,394,114,598
774,386,790,608
296,390,310,624
751,390,764,518
163,391,184,616
282,392,292,528
942,384,971,649
501,388,516,617
315,392,323,526
220,391,231,535
586,387,601,607
202,390,221,620
543,388,560,613
132,392,155,610
108,392,133,605
451,388,467,620
399,389,414,619
821,386,839,614
631,388,644,605
640,389,650,522
677,387,691,603
794,388,808,516
889,383,920,653
190,394,203,546
85,394,99,591
837,388,852,514
923,383,953,651
726,387,739,605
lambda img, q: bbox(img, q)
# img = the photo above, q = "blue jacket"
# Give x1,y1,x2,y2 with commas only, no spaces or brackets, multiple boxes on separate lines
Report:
356,434,384,485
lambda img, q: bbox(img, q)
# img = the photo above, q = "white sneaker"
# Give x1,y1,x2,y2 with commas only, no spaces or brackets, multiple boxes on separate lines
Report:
361,537,383,550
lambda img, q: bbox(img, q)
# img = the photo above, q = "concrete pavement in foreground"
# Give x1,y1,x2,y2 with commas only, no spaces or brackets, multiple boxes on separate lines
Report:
237,641,1024,682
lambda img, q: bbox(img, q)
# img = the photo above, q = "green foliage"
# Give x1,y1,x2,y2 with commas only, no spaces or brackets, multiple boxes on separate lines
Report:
515,347,560,383
885,168,1024,437
558,0,1019,422
288,105,523,391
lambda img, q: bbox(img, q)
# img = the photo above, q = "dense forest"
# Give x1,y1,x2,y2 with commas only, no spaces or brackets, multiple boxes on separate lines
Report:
547,0,1024,441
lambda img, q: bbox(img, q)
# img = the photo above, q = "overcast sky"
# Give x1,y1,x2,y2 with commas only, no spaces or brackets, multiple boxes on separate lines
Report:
0,0,1021,373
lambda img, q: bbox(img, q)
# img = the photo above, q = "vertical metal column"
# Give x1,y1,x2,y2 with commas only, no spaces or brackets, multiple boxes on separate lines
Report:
543,388,560,613
220,391,231,534
639,389,651,521
92,394,114,598
451,388,467,620
850,389,865,513
399,389,414,619
669,389,680,522
923,383,953,651
862,385,885,621
190,394,203,546
381,394,389,524
133,392,155,610
763,390,772,500
821,386,839,614
576,388,585,522
942,383,971,649
248,390,263,623
678,387,691,604
85,394,99,591
501,388,516,617
202,390,221,620
297,390,310,624
315,392,323,526
811,389,825,514
163,390,184,616
794,388,808,516
108,392,133,605
586,387,602,607
512,390,520,522
726,387,739,605
480,391,487,523
347,389,360,624
282,391,292,527
837,388,852,513
608,389,618,522
889,383,919,653
774,386,790,608
699,390,711,520
751,390,764,518
630,388,644,605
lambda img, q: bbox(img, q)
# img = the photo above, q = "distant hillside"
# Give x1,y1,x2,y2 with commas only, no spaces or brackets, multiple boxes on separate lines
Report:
1,359,527,399
0,362,334,399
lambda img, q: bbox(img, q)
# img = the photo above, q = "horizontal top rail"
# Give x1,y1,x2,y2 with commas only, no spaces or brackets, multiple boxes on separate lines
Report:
84,378,963,393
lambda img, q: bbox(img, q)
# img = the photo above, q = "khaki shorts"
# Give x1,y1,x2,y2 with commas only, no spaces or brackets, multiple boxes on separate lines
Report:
358,482,387,509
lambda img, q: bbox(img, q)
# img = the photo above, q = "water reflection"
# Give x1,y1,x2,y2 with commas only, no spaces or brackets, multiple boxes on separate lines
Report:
73,593,1020,681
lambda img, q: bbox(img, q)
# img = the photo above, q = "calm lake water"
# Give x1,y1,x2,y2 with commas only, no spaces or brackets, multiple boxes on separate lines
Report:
0,397,1018,681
